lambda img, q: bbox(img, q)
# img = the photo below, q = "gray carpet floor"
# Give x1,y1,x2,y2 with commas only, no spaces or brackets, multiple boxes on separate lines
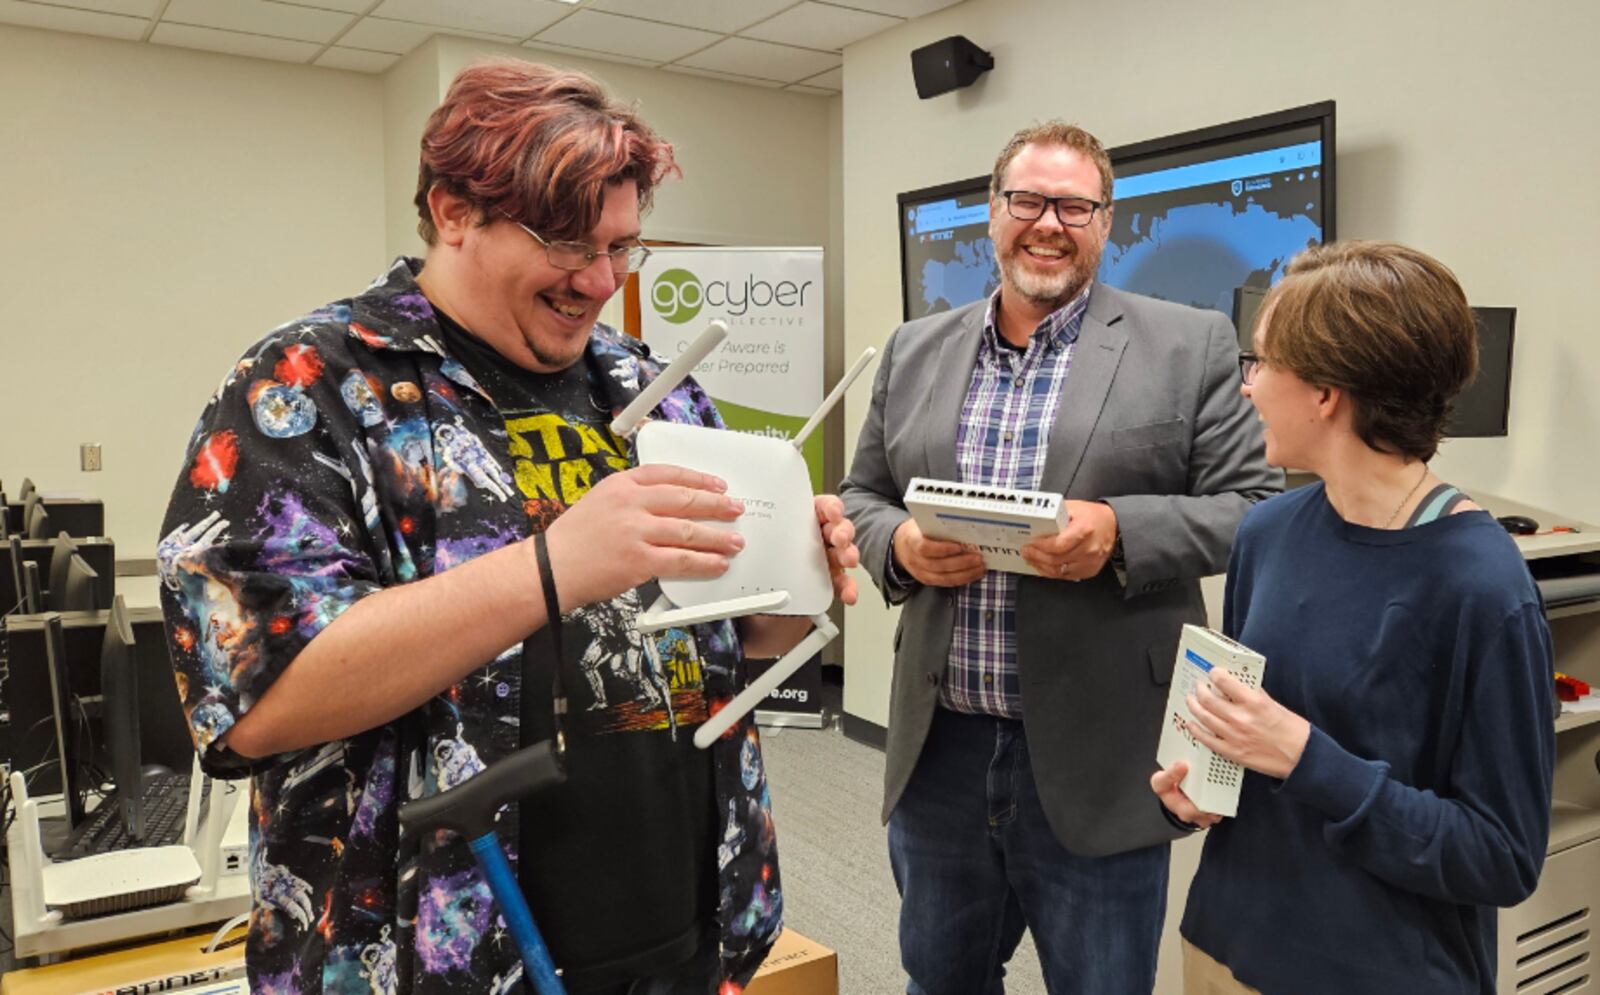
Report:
760,719,1047,995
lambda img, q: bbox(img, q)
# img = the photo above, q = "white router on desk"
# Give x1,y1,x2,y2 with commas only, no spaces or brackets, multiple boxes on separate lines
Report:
5,754,247,948
609,320,877,749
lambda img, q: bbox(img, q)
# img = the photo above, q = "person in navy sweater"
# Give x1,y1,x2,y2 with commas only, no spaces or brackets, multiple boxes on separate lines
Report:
1151,240,1554,995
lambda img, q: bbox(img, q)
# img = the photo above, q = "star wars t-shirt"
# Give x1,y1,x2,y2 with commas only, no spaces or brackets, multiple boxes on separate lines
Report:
435,312,718,991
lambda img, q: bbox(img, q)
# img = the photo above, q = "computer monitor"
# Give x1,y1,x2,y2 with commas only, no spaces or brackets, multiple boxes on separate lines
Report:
47,531,79,612
6,534,28,615
42,612,89,835
61,553,100,613
100,595,146,841
1232,285,1269,351
26,504,52,540
23,560,45,615
1446,306,1516,438
0,491,9,539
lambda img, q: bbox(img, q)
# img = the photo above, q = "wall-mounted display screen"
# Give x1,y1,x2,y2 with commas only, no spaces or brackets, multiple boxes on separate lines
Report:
898,175,995,321
897,102,1336,323
1103,101,1335,316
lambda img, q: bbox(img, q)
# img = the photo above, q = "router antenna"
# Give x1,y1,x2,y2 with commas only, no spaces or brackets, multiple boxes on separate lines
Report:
791,347,877,451
610,320,729,438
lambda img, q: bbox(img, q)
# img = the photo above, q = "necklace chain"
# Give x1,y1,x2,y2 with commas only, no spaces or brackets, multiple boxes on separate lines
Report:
1383,465,1430,529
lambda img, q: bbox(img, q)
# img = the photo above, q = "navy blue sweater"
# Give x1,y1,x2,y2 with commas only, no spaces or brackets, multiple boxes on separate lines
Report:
1181,483,1554,995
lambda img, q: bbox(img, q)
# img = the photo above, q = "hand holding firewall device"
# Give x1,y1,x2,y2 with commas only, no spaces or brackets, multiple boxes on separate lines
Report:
608,320,876,748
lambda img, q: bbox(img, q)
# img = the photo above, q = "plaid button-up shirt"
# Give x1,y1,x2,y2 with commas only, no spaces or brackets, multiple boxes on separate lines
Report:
940,285,1089,718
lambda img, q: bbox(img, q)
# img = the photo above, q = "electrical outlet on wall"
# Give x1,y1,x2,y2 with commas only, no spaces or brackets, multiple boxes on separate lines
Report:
80,443,102,472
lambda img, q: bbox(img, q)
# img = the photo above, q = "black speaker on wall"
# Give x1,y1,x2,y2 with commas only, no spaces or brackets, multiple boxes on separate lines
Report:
910,36,994,99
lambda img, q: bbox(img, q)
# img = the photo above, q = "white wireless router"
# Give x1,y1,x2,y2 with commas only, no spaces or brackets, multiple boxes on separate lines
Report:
609,321,877,748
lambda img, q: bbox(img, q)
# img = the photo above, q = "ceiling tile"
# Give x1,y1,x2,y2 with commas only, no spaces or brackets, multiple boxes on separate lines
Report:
661,65,785,89
677,36,838,84
785,84,839,96
162,0,351,44
587,0,795,34
29,0,159,15
337,15,432,52
150,21,321,61
270,0,371,12
315,45,400,72
0,0,147,38
521,39,664,69
834,0,963,15
741,2,900,53
802,65,842,89
369,0,569,39
534,9,719,63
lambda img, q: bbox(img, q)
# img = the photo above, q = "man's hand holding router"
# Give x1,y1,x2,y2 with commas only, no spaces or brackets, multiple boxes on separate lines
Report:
1018,499,1118,580
892,497,1118,583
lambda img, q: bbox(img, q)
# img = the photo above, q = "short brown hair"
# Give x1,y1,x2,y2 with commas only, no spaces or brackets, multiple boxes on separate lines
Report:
414,59,679,245
1260,241,1479,462
990,121,1114,204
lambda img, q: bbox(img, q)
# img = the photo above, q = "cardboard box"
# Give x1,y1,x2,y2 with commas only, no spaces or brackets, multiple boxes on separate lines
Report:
1,926,245,995
746,928,839,995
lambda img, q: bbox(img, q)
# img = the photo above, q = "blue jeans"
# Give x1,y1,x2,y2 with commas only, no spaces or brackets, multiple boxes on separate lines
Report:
889,708,1169,995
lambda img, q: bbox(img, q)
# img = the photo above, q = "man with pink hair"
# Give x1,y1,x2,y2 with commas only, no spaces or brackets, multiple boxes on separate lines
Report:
160,59,857,995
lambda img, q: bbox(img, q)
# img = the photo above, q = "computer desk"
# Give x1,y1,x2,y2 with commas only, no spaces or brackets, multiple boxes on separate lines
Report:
0,537,116,615
3,498,104,540
1,605,193,794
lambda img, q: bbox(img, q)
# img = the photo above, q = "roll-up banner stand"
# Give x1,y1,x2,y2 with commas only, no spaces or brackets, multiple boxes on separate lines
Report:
640,247,826,728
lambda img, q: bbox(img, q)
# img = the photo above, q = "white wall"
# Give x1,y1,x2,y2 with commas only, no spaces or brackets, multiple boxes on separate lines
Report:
0,26,839,562
0,25,385,560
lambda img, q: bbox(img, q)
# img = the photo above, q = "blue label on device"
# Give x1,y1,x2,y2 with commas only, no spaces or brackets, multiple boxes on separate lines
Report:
1184,648,1214,672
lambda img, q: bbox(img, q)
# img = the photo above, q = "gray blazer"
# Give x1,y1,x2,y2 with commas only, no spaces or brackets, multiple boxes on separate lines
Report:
840,284,1281,857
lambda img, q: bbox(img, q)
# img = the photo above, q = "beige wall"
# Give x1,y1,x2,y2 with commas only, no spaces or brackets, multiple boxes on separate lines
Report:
0,24,385,560
1,25,838,562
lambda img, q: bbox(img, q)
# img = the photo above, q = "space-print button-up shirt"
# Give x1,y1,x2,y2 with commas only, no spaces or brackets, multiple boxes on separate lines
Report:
157,258,781,995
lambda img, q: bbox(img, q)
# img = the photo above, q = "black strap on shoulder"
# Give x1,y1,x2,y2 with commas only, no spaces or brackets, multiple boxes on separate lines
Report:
532,530,567,739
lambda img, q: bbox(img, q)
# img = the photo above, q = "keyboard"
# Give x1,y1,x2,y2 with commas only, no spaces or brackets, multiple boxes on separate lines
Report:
61,771,196,859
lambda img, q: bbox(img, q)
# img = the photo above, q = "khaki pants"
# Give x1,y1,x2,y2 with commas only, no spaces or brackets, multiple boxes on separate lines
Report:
1182,939,1262,995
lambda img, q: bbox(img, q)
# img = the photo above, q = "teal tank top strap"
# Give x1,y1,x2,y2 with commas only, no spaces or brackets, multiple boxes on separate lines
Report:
1405,482,1469,528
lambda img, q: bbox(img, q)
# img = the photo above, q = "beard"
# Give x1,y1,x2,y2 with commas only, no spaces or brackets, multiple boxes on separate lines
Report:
996,235,1101,310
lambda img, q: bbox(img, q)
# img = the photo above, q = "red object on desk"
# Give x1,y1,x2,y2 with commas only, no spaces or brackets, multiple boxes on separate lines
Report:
1555,673,1591,702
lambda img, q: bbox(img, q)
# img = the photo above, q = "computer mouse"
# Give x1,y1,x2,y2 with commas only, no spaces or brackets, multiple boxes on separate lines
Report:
1496,514,1539,535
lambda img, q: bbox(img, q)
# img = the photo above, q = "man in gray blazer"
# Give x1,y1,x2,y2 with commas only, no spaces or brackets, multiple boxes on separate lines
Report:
841,121,1280,995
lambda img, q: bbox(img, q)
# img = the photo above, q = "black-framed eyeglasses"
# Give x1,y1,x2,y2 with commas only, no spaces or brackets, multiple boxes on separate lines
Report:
1000,190,1106,228
502,213,651,274
1238,351,1262,385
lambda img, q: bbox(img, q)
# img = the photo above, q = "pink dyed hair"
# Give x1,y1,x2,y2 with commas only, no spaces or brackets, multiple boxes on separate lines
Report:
414,59,679,244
